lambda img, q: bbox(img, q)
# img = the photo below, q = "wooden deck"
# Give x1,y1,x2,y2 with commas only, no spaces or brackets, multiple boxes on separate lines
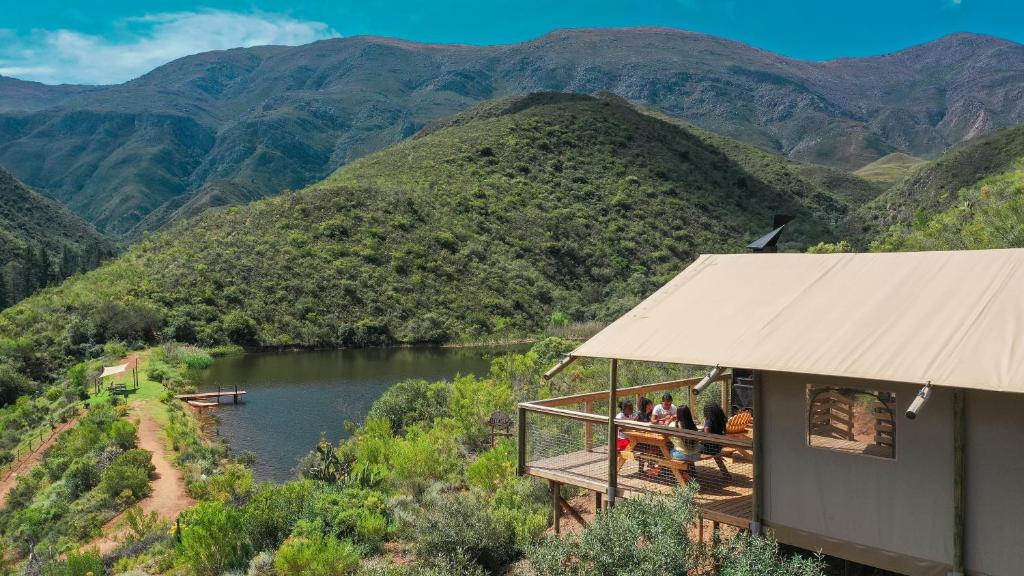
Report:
174,390,247,402
525,448,753,528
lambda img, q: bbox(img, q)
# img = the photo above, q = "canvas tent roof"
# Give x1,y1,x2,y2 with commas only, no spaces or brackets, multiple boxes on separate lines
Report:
571,249,1024,393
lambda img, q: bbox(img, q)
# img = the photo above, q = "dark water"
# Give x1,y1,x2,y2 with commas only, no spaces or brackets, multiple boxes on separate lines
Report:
195,346,519,481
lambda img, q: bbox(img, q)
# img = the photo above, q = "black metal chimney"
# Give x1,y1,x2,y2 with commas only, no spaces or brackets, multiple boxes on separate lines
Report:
747,214,792,253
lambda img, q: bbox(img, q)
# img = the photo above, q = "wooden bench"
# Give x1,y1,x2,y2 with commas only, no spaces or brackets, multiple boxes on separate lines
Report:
617,429,732,485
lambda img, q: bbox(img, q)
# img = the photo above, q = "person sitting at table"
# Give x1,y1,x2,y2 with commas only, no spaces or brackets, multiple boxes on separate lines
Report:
701,403,731,479
635,397,655,423
652,392,677,424
614,400,634,451
669,405,700,482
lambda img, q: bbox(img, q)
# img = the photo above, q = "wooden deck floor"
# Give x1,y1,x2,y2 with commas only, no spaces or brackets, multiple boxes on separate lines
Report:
526,448,753,528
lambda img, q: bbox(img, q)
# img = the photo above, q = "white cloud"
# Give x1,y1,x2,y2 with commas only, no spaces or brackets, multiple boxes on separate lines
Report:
0,10,339,85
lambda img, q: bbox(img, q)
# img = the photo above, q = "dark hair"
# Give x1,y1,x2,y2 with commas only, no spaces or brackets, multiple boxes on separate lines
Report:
677,405,697,431
703,403,727,435
661,392,673,402
636,398,654,422
618,400,634,413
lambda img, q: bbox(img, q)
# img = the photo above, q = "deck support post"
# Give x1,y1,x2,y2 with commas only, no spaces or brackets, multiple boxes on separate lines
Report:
951,389,966,576
517,406,527,476
551,480,562,534
606,359,619,507
593,490,602,512
751,370,763,535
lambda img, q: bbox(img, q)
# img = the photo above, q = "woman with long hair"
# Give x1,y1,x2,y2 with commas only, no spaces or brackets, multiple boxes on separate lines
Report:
669,405,700,482
635,397,655,423
701,402,731,479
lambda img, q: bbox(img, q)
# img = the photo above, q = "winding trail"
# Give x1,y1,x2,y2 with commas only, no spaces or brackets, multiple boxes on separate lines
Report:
0,417,80,509
84,404,194,555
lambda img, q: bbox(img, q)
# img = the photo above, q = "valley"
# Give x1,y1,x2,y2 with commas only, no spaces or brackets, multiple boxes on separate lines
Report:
0,19,1023,576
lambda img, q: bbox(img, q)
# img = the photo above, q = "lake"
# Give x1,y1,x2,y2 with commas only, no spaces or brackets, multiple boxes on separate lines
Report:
194,346,520,481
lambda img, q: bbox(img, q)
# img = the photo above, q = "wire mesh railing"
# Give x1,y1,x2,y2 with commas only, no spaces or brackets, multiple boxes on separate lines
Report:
519,373,754,525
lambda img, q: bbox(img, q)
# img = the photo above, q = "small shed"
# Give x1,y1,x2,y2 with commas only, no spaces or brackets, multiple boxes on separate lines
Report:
518,250,1024,576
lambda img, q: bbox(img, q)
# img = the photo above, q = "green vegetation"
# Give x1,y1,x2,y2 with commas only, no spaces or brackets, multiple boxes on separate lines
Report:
860,125,1024,235
0,167,113,309
872,167,1024,251
853,152,927,186
0,398,153,557
0,93,843,387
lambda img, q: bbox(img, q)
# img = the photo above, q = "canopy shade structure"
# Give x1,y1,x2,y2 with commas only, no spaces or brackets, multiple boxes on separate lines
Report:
572,249,1024,393
100,364,129,379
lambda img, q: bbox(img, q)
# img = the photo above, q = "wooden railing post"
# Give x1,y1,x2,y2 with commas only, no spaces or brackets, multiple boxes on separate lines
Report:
517,405,527,476
584,399,594,451
606,359,619,506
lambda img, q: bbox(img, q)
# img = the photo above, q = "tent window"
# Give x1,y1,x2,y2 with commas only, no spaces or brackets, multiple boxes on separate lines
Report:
807,386,896,459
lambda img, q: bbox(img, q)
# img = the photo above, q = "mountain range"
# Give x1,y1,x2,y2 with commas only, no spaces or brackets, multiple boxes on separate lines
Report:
0,167,113,307
0,93,852,377
0,28,1022,235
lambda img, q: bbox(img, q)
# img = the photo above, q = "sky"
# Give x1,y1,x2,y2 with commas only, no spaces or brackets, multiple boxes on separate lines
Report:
1,0,1020,85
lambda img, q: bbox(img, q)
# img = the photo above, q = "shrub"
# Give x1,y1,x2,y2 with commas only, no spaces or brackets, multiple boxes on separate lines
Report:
108,419,138,450
528,488,697,576
243,481,319,553
191,463,253,503
63,549,105,576
100,461,151,500
146,361,172,383
178,501,249,576
274,534,360,576
410,491,518,573
114,448,155,475
466,439,516,492
713,532,825,576
367,379,450,433
64,458,101,498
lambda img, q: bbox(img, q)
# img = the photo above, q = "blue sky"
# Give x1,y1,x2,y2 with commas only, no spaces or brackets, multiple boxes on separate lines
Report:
2,0,1020,84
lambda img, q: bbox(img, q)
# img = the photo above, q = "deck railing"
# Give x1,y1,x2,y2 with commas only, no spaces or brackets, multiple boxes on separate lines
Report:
517,372,755,527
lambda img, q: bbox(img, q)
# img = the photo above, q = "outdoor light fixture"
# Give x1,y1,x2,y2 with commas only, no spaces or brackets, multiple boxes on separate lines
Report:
693,365,724,394
905,382,932,420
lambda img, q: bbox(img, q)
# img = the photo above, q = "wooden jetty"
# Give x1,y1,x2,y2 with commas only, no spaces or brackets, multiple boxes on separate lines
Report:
175,385,247,406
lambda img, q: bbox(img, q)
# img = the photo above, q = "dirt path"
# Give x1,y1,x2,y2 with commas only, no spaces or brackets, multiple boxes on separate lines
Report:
85,404,194,555
0,417,80,509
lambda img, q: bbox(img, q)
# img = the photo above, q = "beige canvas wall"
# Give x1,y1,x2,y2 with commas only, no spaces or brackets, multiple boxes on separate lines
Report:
965,390,1024,576
760,372,954,570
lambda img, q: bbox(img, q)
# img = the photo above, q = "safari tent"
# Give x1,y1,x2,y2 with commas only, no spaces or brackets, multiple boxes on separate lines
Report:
517,249,1024,576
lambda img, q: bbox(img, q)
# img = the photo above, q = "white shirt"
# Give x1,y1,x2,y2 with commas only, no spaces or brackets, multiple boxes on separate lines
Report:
615,412,629,439
652,403,677,422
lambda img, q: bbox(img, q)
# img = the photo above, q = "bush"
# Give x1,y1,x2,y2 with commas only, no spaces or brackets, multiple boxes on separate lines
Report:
410,491,518,573
274,534,360,576
243,481,319,553
108,419,138,450
146,361,172,383
178,501,249,576
528,488,697,576
367,379,450,433
114,448,155,475
713,532,825,576
62,549,105,576
100,461,151,500
466,439,516,492
64,458,101,498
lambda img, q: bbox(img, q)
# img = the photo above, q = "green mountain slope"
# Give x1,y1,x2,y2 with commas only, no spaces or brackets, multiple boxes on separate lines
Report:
872,163,1024,251
853,152,927,186
0,93,843,381
0,167,113,308
1,30,1022,234
865,125,1024,230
